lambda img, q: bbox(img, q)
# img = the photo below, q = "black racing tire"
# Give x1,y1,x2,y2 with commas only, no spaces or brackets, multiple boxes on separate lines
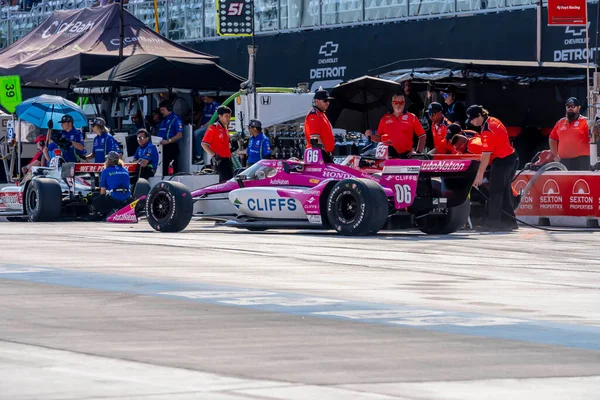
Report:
145,181,193,232
25,178,62,222
133,178,151,199
326,178,388,236
418,199,471,234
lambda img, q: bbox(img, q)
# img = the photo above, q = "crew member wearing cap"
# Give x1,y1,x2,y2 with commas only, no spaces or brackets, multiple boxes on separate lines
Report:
202,106,233,182
93,151,132,218
467,105,518,232
304,88,335,160
52,115,86,162
236,120,272,167
86,117,122,163
157,100,183,176
441,86,466,127
21,135,48,175
549,97,590,171
371,93,426,158
427,102,455,154
133,129,159,180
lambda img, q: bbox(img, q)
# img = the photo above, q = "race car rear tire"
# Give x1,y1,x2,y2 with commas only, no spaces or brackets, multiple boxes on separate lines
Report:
326,178,388,236
418,199,470,235
133,178,151,200
26,178,62,222
146,181,193,232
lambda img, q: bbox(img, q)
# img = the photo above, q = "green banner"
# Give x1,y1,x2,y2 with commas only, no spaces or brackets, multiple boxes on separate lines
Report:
0,76,22,114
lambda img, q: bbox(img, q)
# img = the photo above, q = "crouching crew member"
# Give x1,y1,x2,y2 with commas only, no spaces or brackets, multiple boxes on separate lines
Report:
87,117,122,163
305,88,335,161
238,120,272,167
133,129,159,179
202,106,233,182
467,105,518,232
374,93,426,158
93,151,131,217
549,97,590,171
451,133,483,155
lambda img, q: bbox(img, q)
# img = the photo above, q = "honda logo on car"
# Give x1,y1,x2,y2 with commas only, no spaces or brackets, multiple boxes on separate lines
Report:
323,171,355,179
247,198,297,212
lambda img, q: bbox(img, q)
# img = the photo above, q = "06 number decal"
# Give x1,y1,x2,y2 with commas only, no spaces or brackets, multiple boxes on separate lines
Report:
394,184,412,204
306,149,320,163
227,2,244,15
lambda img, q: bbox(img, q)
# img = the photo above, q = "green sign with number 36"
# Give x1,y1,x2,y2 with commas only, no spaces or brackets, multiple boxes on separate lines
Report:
0,76,22,114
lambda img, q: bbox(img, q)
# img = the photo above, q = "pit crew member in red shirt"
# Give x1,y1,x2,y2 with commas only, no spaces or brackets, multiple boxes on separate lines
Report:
202,106,233,182
427,102,455,154
369,93,426,158
549,97,590,171
467,105,518,232
304,88,335,161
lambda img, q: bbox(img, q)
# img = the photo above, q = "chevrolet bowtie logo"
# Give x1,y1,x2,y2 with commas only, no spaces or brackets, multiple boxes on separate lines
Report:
319,41,339,57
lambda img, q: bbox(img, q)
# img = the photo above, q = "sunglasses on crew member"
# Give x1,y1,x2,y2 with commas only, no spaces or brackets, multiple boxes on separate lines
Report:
137,136,147,141
566,104,577,109
392,101,405,105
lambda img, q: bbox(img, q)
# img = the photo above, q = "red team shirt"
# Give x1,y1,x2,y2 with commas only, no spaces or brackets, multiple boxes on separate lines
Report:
549,116,590,159
480,117,514,161
377,112,425,154
304,107,335,153
432,117,457,154
203,121,232,157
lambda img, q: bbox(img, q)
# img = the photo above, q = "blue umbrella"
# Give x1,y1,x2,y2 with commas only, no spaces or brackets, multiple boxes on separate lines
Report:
16,95,88,129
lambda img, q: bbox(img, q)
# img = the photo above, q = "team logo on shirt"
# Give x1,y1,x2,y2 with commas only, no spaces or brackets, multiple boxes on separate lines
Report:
402,115,408,120
575,121,579,127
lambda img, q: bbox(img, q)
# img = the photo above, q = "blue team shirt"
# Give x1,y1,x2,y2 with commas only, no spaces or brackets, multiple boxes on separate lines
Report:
100,165,131,202
47,142,60,162
247,132,272,165
93,132,122,163
61,128,86,162
157,113,183,141
201,101,220,126
134,141,159,170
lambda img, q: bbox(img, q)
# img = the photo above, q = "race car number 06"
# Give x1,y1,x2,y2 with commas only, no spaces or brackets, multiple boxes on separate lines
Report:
306,149,320,163
394,184,412,204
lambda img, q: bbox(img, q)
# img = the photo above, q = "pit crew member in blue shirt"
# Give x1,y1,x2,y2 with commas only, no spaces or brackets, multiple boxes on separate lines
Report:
93,151,132,218
236,120,272,167
86,117,122,163
193,95,220,164
157,100,183,176
51,115,86,162
133,129,159,180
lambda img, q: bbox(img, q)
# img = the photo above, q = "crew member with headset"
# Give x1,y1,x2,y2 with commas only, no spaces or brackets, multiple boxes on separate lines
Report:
133,128,159,180
304,88,335,161
157,100,183,176
427,102,455,154
467,105,518,232
236,119,272,167
202,106,234,182
369,93,426,158
50,115,86,162
86,117,122,163
93,151,131,218
549,97,590,171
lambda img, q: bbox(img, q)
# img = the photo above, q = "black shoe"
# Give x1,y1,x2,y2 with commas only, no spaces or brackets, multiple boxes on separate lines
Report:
193,156,204,165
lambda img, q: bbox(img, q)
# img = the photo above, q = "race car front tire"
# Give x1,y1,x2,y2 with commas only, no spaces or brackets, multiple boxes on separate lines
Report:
326,178,388,236
26,178,62,222
133,178,151,199
145,181,193,232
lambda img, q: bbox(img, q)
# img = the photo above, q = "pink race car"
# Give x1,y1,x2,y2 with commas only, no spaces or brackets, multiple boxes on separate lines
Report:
109,143,480,236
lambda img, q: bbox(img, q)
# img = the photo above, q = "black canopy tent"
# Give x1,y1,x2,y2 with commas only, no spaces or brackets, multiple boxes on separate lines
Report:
74,54,246,93
369,57,591,128
0,4,218,89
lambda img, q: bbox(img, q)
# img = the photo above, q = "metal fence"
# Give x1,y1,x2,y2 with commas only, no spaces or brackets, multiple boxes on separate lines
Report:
0,0,559,48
